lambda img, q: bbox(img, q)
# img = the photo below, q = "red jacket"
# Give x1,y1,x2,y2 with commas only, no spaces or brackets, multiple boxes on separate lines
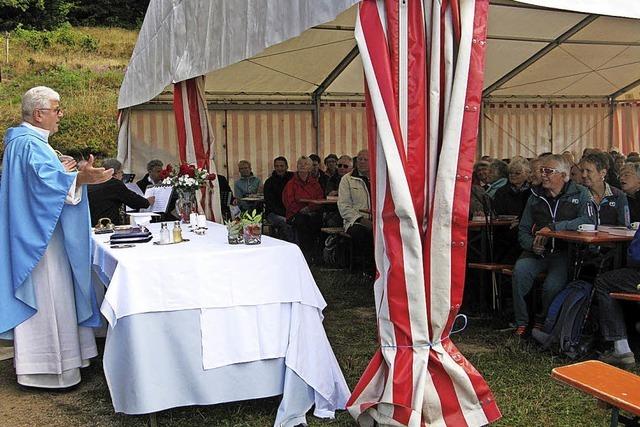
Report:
282,173,324,220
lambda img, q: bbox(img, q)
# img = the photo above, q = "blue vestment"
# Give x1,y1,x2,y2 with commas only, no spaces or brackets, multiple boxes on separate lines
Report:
0,125,100,336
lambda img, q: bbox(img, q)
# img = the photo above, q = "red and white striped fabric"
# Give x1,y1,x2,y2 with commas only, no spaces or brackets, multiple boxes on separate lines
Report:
173,77,223,223
347,1,501,426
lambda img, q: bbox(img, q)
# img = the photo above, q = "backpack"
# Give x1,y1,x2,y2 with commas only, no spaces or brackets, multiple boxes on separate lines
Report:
322,234,349,268
532,280,594,359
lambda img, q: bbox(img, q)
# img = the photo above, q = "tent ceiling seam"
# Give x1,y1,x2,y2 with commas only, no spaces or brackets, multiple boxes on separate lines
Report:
483,14,599,97
549,45,620,95
487,35,640,47
498,58,640,93
250,38,354,60
244,59,320,87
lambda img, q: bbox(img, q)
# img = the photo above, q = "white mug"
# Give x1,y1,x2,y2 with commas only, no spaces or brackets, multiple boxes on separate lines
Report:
578,223,596,232
197,214,207,228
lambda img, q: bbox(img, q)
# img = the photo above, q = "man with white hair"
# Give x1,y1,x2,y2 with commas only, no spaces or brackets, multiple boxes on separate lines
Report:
511,154,593,337
0,86,112,388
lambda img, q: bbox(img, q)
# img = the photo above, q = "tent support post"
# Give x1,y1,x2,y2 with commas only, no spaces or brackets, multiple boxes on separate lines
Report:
311,45,359,153
608,98,615,151
483,14,598,97
313,97,321,154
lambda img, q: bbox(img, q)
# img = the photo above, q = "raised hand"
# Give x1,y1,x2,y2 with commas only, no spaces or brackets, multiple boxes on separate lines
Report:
76,154,114,185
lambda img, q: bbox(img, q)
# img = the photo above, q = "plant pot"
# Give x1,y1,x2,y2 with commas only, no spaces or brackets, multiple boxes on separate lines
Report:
243,223,262,245
227,228,244,244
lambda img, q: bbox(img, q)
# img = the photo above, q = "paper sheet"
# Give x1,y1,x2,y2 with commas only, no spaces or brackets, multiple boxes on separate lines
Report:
125,183,145,211
142,185,173,213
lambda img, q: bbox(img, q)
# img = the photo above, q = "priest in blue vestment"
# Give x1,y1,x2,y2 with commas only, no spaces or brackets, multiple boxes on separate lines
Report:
0,86,113,388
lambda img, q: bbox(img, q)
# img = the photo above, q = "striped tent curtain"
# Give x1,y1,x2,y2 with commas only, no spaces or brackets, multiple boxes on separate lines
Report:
481,103,552,159
481,102,612,160
552,103,610,157
614,101,640,154
346,1,500,426
173,77,223,223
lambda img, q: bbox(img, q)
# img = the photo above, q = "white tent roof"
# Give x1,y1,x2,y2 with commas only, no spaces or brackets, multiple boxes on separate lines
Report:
118,0,640,109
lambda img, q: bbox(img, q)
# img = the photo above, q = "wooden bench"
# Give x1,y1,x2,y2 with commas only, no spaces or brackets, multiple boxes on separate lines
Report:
610,293,640,302
552,360,640,426
467,263,513,310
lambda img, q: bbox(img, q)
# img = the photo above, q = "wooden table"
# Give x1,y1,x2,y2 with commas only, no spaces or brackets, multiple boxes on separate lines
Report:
536,230,634,244
537,230,634,279
552,360,640,426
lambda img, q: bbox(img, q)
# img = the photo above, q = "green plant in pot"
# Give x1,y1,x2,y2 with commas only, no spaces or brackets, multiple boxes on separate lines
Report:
241,209,262,245
225,218,244,244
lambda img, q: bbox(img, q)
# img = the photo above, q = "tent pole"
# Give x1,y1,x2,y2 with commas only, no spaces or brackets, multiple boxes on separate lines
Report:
311,45,360,154
314,97,320,154
608,97,615,151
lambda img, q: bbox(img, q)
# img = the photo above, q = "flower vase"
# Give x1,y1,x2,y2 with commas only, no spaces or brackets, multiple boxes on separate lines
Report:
243,223,262,245
176,188,197,223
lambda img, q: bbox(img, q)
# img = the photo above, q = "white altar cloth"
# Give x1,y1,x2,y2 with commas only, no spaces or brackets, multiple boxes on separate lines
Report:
91,222,350,424
92,222,326,326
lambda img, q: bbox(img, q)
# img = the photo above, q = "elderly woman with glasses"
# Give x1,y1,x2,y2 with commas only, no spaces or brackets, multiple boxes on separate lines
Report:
579,152,628,226
511,154,593,337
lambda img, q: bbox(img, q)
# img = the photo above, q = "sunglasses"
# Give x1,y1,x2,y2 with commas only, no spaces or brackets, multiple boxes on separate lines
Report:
337,164,350,168
539,167,559,175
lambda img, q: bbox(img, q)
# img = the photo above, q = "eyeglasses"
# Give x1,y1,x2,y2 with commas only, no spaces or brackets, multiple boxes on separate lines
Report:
337,164,350,168
539,167,559,176
38,107,63,115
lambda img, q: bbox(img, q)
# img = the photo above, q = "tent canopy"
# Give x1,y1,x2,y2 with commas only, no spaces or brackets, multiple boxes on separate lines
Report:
118,0,640,109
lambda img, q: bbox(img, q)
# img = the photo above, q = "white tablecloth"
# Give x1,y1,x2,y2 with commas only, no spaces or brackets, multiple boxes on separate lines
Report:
93,222,326,326
91,222,350,423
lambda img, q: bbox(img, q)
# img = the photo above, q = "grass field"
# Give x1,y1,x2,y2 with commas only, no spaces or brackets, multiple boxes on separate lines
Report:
0,266,618,426
0,26,136,158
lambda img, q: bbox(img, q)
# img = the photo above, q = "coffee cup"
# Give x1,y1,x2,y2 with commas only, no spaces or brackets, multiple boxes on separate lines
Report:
631,222,640,231
578,224,596,232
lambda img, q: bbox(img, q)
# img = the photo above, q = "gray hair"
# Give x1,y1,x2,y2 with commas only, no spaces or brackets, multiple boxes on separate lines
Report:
297,156,312,167
621,162,640,178
22,86,60,120
338,155,352,165
544,154,571,182
102,158,122,173
508,158,531,173
146,159,163,171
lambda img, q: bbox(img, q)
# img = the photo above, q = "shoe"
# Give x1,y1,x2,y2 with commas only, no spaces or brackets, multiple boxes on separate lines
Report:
599,350,636,368
514,325,526,337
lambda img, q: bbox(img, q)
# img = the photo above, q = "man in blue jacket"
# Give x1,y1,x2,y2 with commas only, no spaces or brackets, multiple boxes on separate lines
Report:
512,154,593,337
0,86,112,388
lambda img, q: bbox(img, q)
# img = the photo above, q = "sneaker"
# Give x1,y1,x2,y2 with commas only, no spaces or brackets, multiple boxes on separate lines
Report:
599,350,636,368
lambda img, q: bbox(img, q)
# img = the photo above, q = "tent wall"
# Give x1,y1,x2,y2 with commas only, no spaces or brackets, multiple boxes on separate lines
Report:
125,103,368,186
615,101,640,154
126,100,640,181
481,101,640,159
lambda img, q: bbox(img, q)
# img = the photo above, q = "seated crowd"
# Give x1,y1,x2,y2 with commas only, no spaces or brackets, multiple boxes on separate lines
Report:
470,148,640,369
86,149,374,270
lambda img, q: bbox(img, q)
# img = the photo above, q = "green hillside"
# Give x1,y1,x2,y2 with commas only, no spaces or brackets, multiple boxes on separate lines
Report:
0,25,137,158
